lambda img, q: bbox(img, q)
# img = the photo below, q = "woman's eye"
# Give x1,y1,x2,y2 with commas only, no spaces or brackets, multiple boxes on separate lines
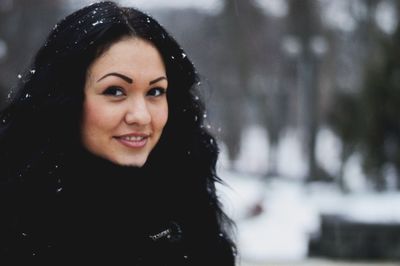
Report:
148,87,166,97
102,86,125,97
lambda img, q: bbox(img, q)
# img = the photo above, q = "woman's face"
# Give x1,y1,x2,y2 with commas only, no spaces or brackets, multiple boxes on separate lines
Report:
81,37,168,167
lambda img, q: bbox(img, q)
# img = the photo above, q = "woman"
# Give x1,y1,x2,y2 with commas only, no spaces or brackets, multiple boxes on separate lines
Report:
0,1,236,265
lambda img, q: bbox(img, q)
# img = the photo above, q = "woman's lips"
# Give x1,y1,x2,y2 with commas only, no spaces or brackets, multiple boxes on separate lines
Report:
114,134,149,148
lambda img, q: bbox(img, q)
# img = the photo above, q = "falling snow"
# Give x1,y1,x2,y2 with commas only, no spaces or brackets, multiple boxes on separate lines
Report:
92,20,104,26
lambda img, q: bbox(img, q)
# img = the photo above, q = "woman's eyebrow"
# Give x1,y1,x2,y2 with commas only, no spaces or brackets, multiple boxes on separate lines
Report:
97,72,133,83
149,76,167,85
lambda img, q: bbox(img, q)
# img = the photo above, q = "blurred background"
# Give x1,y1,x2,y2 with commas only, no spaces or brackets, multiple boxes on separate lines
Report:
1,0,400,265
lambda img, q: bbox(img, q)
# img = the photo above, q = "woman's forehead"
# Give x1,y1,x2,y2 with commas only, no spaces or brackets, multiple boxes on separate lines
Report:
86,37,166,81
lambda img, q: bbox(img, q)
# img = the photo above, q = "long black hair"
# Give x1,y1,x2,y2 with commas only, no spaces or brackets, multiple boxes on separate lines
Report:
0,1,236,265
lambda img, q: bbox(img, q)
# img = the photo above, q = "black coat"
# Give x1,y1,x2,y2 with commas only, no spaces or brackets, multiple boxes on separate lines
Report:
0,148,235,265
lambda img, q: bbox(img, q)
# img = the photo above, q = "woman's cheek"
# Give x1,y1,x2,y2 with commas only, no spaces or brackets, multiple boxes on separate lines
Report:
158,102,169,130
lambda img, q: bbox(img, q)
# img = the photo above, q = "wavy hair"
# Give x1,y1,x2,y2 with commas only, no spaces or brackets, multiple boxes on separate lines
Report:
0,1,235,264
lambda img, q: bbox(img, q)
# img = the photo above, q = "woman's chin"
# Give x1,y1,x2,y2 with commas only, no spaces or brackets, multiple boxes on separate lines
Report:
112,158,147,168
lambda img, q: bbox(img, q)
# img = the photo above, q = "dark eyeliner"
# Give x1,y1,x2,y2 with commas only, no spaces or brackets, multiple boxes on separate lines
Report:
148,87,166,97
102,86,125,96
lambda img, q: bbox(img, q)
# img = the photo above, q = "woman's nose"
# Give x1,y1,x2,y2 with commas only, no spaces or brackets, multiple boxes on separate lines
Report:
124,97,151,125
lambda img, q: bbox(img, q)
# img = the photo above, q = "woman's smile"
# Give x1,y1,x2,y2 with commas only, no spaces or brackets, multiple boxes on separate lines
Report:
114,133,150,148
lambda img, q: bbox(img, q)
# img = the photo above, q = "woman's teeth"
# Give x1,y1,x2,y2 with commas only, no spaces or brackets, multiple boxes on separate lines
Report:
121,136,146,141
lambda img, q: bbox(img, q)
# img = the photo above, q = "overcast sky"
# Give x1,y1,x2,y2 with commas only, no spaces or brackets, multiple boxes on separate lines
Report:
67,0,222,13
67,0,398,34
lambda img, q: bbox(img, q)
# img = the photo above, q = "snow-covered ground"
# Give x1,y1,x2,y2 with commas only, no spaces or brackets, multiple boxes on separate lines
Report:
242,259,398,266
216,125,400,263
217,171,400,263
